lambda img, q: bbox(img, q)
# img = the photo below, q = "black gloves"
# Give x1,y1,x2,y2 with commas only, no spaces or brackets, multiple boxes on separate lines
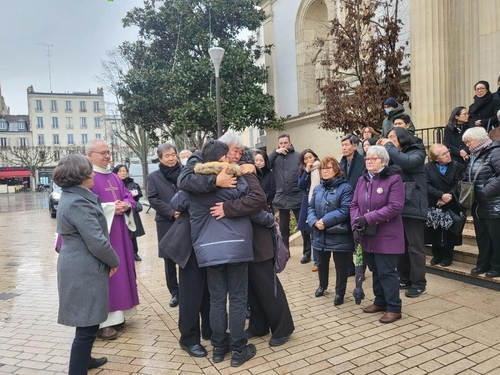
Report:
354,216,367,227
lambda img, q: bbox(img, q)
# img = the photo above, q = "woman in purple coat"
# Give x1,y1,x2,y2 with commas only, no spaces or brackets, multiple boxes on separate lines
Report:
350,146,405,324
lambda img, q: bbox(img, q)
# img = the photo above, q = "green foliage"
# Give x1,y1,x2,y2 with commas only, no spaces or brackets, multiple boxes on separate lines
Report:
116,0,285,145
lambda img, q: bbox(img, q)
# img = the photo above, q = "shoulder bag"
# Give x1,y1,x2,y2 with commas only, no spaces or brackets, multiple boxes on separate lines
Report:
458,158,485,209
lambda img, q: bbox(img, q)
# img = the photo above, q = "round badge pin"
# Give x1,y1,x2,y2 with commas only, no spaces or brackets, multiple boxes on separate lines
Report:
376,187,383,194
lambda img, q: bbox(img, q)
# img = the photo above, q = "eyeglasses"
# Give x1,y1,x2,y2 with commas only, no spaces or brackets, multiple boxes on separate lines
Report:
459,112,469,116
225,155,231,161
439,150,451,157
475,87,486,92
319,166,334,171
364,157,381,162
90,151,111,156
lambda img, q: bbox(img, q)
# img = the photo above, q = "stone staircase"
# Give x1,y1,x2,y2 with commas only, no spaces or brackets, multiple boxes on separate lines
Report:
290,217,500,290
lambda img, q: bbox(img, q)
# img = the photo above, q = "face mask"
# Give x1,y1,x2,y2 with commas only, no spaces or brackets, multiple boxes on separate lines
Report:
384,108,392,115
181,158,188,166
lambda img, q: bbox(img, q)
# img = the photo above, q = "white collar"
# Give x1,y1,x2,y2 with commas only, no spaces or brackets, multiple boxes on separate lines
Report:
93,165,111,174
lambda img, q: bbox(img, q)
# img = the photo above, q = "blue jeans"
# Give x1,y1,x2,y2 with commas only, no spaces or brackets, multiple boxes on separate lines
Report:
68,324,99,375
206,262,248,352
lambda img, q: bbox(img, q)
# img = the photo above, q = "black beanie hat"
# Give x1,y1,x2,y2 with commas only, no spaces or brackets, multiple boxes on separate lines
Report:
474,80,490,92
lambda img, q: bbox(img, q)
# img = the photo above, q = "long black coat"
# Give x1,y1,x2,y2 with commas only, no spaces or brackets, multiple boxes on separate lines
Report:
340,151,366,190
385,142,428,221
423,161,464,246
258,167,276,209
443,125,470,165
468,93,500,129
269,146,302,210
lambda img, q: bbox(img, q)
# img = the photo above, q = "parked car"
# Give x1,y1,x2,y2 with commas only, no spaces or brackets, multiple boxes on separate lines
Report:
49,183,62,218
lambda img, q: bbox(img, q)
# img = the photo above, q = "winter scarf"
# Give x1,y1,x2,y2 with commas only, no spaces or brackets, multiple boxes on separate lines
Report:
159,162,181,184
470,92,494,115
469,137,492,155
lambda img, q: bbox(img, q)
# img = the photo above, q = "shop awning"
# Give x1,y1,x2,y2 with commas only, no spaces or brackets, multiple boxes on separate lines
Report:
0,171,30,178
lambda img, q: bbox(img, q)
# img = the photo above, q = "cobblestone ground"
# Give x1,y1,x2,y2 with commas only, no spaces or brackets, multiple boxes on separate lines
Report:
1,193,500,374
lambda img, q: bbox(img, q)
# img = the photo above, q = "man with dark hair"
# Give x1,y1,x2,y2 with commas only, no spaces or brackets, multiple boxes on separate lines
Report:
393,114,422,143
382,97,416,137
269,134,311,264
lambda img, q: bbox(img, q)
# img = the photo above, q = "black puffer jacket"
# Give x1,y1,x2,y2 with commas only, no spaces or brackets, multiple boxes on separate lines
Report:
385,142,428,220
465,142,500,219
269,145,302,210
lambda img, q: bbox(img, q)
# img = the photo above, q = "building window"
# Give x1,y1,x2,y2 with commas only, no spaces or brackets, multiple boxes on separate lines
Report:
18,121,25,130
19,138,27,147
68,134,74,145
52,117,59,129
94,117,101,128
37,117,44,128
65,101,72,112
35,100,43,111
66,117,73,129
80,101,87,112
0,120,7,130
38,134,45,145
80,117,87,128
82,134,88,144
95,133,101,139
53,134,60,145
93,101,100,112
54,150,61,161
0,138,7,147
51,100,58,112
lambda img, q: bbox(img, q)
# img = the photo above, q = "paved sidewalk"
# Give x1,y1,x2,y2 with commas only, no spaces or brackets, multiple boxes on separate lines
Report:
1,209,500,374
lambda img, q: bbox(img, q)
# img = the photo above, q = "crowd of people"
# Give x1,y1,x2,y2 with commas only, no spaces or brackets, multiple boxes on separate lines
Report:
52,78,500,373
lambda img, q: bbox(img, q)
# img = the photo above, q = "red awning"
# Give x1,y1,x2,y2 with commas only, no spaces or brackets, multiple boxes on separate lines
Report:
0,171,30,178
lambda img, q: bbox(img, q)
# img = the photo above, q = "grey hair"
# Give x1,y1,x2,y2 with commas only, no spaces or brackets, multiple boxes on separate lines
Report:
462,127,488,142
218,131,242,148
179,149,192,157
157,143,177,158
366,145,390,165
53,154,94,188
85,138,107,154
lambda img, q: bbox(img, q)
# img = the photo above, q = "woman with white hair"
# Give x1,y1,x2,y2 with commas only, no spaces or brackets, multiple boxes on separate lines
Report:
462,127,500,277
350,146,405,323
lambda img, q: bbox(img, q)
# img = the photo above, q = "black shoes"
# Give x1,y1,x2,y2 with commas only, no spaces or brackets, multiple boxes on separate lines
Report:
269,334,290,347
399,281,412,289
405,287,426,298
230,344,256,367
471,267,489,275
213,346,230,363
134,254,142,261
169,295,179,308
315,287,325,297
334,295,344,306
300,255,311,264
430,256,442,265
485,270,500,278
440,259,452,267
180,343,207,357
88,357,107,369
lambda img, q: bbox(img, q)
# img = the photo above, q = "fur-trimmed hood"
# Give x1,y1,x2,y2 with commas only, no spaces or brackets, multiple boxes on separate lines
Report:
194,161,242,177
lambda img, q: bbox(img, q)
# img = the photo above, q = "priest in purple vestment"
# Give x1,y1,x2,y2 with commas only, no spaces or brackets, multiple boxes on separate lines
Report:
86,139,140,340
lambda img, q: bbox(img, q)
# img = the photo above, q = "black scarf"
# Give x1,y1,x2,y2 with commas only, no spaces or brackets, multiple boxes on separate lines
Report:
470,92,493,114
159,162,181,184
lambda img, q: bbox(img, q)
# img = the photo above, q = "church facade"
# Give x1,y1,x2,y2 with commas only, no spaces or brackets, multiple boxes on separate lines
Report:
260,0,500,158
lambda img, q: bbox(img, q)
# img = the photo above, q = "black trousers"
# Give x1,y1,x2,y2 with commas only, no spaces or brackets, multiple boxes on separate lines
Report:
364,253,401,313
131,237,139,255
178,251,212,347
156,220,179,297
397,217,427,289
317,250,350,297
68,324,99,375
279,208,311,256
247,258,295,339
473,215,500,272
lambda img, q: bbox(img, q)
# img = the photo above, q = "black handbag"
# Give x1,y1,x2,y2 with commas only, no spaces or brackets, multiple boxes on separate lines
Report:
325,222,350,234
356,224,378,236
447,191,466,236
135,201,143,213
459,158,485,209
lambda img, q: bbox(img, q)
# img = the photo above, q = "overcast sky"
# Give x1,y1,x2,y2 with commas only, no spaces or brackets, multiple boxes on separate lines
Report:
0,0,144,115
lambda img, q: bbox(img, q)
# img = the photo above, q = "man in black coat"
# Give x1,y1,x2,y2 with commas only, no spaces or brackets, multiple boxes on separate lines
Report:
147,143,180,308
269,134,311,264
340,134,365,275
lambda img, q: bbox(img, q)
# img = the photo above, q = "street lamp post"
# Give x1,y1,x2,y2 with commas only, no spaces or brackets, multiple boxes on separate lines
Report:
209,47,225,138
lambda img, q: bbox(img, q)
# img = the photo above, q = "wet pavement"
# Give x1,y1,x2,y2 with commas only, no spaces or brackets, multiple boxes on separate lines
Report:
1,193,500,374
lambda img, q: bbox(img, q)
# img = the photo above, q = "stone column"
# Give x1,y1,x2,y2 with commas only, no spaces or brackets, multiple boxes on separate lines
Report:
410,0,452,129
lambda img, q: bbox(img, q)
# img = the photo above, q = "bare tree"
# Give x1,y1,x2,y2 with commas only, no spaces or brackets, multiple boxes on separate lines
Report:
0,146,59,191
321,0,409,136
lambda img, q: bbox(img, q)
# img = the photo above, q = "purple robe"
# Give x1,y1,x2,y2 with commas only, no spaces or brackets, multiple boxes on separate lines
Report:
91,170,140,312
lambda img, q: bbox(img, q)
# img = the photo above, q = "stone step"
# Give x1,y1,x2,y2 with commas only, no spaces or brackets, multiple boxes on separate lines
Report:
425,244,478,265
464,216,474,231
425,255,500,291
